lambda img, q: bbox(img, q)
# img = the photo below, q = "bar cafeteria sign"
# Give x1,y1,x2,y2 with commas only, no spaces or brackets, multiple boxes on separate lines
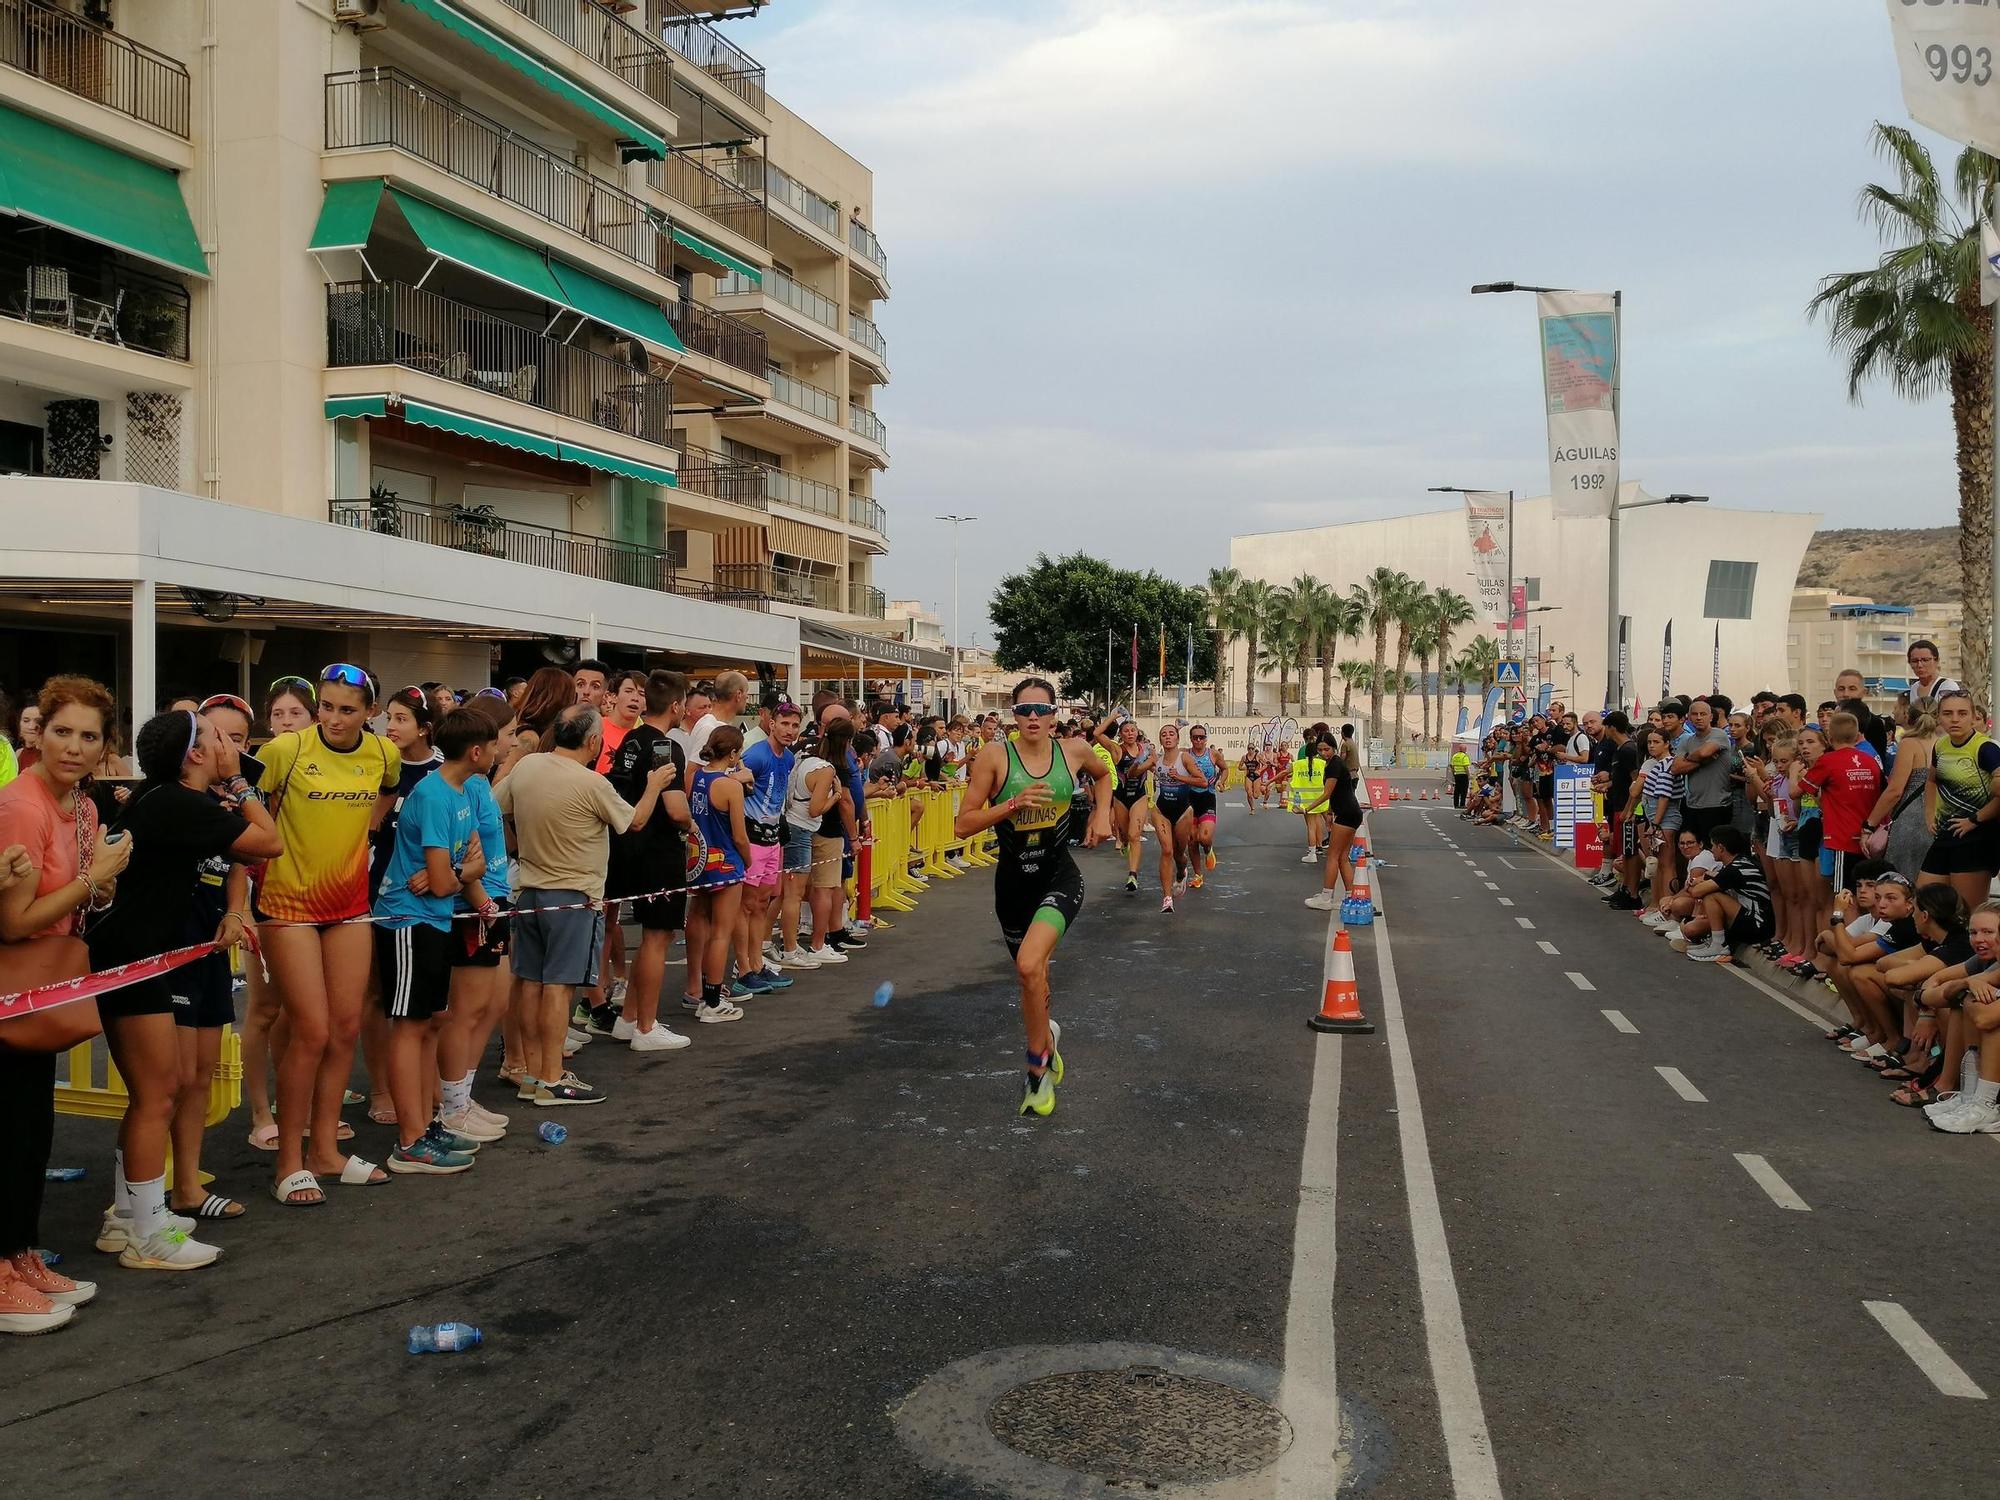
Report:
1886,1,2000,159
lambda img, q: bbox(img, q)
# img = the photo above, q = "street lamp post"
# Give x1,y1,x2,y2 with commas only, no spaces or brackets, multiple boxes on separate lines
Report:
936,514,976,718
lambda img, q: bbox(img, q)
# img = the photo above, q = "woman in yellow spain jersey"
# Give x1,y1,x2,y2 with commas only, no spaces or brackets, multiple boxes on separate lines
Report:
257,665,401,1205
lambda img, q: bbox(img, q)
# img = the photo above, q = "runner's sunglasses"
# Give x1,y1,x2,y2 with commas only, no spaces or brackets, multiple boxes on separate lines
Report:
268,674,316,702
197,693,254,717
1012,703,1058,718
321,663,370,690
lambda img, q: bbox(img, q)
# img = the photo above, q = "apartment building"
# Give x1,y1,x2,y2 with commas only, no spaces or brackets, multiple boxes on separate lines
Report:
0,0,918,707
1787,588,1964,715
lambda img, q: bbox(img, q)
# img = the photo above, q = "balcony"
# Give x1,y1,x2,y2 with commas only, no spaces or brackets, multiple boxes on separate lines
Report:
0,231,190,361
325,69,663,273
715,562,838,611
672,440,768,511
847,403,888,450
663,293,766,377
719,266,838,331
848,493,886,537
659,0,766,112
646,150,767,247
848,310,887,366
333,496,768,607
759,159,840,237
767,367,839,425
0,0,190,138
767,468,841,519
327,280,673,444
848,581,886,619
492,0,673,109
848,219,887,276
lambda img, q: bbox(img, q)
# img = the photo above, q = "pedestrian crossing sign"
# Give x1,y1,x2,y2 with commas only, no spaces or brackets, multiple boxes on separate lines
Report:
1496,661,1523,684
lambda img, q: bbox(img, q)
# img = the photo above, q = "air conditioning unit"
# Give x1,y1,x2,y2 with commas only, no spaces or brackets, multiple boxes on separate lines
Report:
333,0,382,25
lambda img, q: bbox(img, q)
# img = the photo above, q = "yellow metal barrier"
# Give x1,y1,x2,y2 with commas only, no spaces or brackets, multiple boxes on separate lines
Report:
56,1024,243,1128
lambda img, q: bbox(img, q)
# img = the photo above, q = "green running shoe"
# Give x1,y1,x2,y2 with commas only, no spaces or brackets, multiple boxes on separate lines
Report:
1048,1019,1064,1085
1019,1070,1056,1118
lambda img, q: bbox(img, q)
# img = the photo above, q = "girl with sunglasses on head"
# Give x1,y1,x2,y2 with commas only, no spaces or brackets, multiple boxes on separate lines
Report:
88,710,281,1265
256,665,401,1205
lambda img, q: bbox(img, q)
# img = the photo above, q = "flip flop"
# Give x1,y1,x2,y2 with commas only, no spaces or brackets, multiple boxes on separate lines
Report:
172,1193,246,1220
271,1170,323,1207
367,1103,398,1126
333,1156,387,1187
341,1089,365,1106
301,1122,356,1143
246,1123,279,1151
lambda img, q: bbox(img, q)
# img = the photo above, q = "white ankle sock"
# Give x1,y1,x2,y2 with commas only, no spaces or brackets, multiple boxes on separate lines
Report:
442,1073,472,1115
1976,1078,2000,1106
130,1176,168,1241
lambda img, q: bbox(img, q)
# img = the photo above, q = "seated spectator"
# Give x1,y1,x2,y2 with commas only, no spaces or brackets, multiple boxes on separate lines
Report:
1859,885,1973,1083
1926,899,2000,1131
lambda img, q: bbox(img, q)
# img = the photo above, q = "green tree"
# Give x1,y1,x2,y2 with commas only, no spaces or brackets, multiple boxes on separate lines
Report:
1391,580,1433,753
990,553,1215,699
1235,577,1277,715
1810,123,2000,700
1427,589,1475,744
1350,567,1417,742
1261,590,1300,708
1337,658,1373,718
1453,635,1500,735
1206,566,1244,717
1286,574,1333,714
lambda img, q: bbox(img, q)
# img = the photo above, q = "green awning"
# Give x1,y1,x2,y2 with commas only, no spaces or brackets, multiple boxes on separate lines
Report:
671,225,760,284
547,261,683,352
324,395,389,419
309,180,385,253
402,400,563,462
392,0,665,160
557,443,676,488
390,188,569,306
0,102,207,277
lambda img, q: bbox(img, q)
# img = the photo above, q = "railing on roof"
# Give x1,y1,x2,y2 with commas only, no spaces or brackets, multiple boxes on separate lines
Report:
658,0,766,111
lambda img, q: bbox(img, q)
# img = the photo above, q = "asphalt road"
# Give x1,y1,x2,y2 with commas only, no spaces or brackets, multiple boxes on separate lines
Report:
5,776,1996,1497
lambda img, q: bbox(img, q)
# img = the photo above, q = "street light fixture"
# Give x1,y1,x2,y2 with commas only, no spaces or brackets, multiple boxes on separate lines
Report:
936,514,977,717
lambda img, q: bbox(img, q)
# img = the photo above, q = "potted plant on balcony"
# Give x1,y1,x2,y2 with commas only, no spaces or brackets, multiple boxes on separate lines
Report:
121,287,185,359
450,502,506,556
367,482,403,537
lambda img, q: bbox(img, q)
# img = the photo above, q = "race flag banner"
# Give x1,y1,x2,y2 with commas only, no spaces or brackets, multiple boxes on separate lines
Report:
1537,290,1620,518
1462,492,1511,633
1617,614,1631,714
1662,618,1674,698
1885,2,2000,161
1712,621,1721,696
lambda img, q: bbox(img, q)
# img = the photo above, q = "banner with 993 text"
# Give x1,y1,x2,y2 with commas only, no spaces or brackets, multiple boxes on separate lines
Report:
1886,1,2000,160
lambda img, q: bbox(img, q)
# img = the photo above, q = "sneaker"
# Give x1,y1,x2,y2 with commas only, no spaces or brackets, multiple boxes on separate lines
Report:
1300,850,1318,863
467,1099,510,1131
1205,851,1217,871
585,1004,623,1038
95,1207,193,1254
0,1265,73,1335
1667,935,1692,952
1048,1018,1065,1085
388,1137,475,1175
1162,896,1175,914
6,1250,94,1309
566,1025,591,1048
779,947,822,969
680,992,702,1011
731,972,775,997
538,1073,607,1106
829,928,868,951
424,1119,484,1154
763,940,785,967
758,967,795,991
1604,892,1643,911
118,1222,221,1271
630,1023,692,1052
440,1108,505,1144
611,1015,636,1041
570,1001,592,1029
1190,872,1204,890
1304,891,1337,911
606,978,628,1008
809,944,848,965
698,999,745,1024
1019,1070,1056,1118
1932,1097,2000,1133
1124,874,1138,894
1687,938,1731,963
1924,1091,1969,1123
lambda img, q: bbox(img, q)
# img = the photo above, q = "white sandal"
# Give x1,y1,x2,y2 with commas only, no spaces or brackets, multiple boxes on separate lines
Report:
335,1156,387,1187
270,1170,323,1207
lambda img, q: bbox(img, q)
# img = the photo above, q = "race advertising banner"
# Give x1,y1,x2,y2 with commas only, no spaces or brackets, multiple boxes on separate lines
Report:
1537,290,1619,518
1553,763,1594,852
1462,492,1511,633
1885,0,2000,160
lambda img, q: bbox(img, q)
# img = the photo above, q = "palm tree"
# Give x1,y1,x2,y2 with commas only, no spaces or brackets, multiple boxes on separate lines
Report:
1350,568,1416,742
1235,577,1276,716
1205,567,1243,717
1322,594,1365,719
1390,582,1434,755
1810,123,2000,700
1335,658,1369,718
1286,574,1332,713
1260,606,1302,710
1453,635,1501,736
1429,589,1475,739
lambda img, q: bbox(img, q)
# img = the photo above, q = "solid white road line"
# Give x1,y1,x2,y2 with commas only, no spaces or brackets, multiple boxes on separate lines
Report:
1732,1153,1808,1211
1601,1009,1638,1034
1497,897,1514,907
1277,980,1346,1492
1719,962,1842,1032
1565,972,1595,992
1366,867,1505,1498
1655,1066,1707,1103
1537,941,1559,955
1863,1301,1989,1400
1514,917,1535,930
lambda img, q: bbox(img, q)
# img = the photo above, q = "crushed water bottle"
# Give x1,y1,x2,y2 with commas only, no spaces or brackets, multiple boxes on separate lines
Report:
872,981,894,1008
407,1322,482,1354
538,1121,568,1145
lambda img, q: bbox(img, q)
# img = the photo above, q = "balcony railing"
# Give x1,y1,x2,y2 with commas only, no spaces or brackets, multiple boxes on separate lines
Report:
672,440,768,510
760,159,840,236
325,69,668,273
493,0,672,108
0,232,190,360
664,293,766,376
713,562,836,610
848,582,886,619
848,219,887,276
327,280,673,445
659,0,766,112
0,0,190,138
646,150,767,247
847,403,887,450
848,493,886,536
767,468,840,519
848,310,887,364
767,367,838,425
333,497,768,608
718,266,837,331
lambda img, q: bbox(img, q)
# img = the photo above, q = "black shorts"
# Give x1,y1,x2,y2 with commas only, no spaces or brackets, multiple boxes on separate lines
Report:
1683,803,1730,843
98,973,177,1023
632,889,687,932
451,896,511,968
1725,909,1774,949
375,922,455,1021
1155,796,1193,824
1113,786,1148,809
1921,828,1998,877
1190,791,1217,820
1536,776,1556,802
170,952,235,1029
995,854,1085,959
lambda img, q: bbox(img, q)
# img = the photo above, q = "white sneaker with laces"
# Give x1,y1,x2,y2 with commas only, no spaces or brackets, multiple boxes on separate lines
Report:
1687,936,1730,962
1300,850,1318,863
698,999,745,1023
780,947,821,969
467,1099,510,1131
441,1108,505,1143
630,1023,693,1051
606,979,628,1007
1933,1097,2000,1133
566,1026,591,1047
562,1034,584,1058
809,944,848,964
1303,891,1336,910
763,941,784,967
1925,1091,1970,1124
96,1206,195,1254
119,1222,220,1272
611,1015,636,1041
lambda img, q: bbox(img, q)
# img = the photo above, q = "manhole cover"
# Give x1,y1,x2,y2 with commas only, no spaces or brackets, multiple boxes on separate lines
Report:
987,1365,1290,1486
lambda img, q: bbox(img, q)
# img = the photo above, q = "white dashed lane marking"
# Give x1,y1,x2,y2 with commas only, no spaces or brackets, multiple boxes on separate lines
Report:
1601,1009,1638,1034
1655,1067,1707,1103
1482,881,1500,890
1732,1153,1808,1211
1863,1301,1988,1400
1514,917,1535,930
1565,972,1595,992
1536,940,1559,955
1497,897,1514,908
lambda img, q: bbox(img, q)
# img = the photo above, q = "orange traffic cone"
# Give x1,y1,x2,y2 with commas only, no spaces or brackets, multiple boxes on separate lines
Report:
1310,927,1374,1034
1341,850,1375,927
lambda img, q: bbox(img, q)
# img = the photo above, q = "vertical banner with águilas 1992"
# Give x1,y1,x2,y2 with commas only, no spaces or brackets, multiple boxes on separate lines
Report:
1536,290,1619,519
1462,492,1511,634
1885,1,2000,160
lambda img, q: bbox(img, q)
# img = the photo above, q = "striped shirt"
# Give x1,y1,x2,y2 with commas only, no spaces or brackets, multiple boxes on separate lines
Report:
1640,755,1685,811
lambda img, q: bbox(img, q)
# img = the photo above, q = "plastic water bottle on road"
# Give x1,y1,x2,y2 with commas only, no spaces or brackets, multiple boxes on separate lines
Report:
873,981,894,1008
407,1323,482,1354
538,1122,568,1145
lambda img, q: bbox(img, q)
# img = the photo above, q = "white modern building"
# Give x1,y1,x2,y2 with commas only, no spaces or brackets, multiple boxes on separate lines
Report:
1229,486,1819,722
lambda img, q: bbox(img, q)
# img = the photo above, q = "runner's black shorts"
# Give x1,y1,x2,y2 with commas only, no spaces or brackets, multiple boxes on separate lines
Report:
1113,786,1148,809
1155,794,1193,824
1190,791,1217,821
996,854,1085,958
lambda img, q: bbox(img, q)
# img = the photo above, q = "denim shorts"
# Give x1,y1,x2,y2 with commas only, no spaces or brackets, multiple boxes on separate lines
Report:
783,821,814,874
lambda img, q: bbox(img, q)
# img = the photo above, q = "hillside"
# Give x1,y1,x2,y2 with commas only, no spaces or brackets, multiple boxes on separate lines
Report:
1797,527,1959,605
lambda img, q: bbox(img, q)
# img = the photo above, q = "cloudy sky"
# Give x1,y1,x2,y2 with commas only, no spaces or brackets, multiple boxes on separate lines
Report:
745,0,1962,638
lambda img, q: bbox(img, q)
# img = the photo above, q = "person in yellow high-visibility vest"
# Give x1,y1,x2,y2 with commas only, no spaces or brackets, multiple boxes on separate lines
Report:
1290,736,1327,864
1450,745,1471,809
